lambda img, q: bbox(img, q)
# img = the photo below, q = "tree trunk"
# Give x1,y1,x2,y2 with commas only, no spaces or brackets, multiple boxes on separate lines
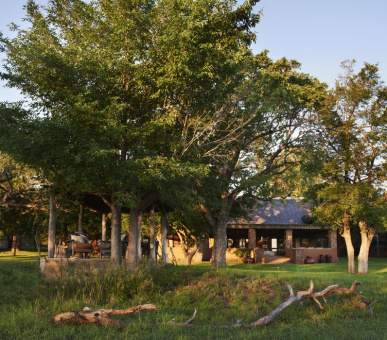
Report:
125,193,158,268
357,220,375,274
34,230,41,257
212,223,228,266
101,213,107,241
341,212,355,274
175,228,198,266
110,201,122,265
48,193,57,258
126,207,140,268
137,213,143,259
12,234,21,255
149,206,156,262
185,247,197,266
78,204,84,233
211,205,229,267
161,213,168,263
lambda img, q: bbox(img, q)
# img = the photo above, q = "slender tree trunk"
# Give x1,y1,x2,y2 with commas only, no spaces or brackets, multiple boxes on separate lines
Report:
101,213,107,241
137,213,143,259
48,193,57,258
175,229,198,266
12,234,21,256
110,201,122,265
341,212,355,274
78,204,84,233
149,205,156,262
125,193,158,267
358,220,375,274
184,242,198,266
185,252,195,266
161,213,168,263
34,226,42,257
126,207,140,268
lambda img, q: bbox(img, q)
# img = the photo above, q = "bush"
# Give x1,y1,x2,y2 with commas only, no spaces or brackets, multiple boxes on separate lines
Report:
234,248,252,259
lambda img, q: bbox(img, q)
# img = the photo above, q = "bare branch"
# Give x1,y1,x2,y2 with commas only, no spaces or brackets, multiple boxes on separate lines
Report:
52,304,157,327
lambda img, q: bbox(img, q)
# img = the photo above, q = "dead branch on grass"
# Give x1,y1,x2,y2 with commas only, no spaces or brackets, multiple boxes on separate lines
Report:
246,280,374,328
168,280,374,329
52,304,157,327
52,281,374,328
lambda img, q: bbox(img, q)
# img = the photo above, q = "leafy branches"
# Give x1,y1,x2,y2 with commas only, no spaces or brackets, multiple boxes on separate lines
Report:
309,60,387,273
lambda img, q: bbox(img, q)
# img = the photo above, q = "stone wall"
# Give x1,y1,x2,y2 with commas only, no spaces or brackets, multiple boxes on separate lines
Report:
293,248,338,264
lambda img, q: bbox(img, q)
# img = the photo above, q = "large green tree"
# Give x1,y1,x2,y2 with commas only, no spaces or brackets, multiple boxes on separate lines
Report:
312,60,387,274
0,0,260,265
0,152,49,253
196,51,326,266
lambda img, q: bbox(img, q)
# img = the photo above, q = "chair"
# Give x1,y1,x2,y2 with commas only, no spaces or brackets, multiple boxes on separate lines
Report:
98,234,131,259
65,233,92,258
99,240,111,258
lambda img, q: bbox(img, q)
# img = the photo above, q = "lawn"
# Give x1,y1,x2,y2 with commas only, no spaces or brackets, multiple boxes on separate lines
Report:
0,254,386,339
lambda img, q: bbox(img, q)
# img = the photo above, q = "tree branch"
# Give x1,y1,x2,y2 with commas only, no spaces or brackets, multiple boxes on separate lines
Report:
52,304,157,327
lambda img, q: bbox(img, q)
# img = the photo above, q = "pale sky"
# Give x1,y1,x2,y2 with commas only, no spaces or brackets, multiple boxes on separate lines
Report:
254,0,387,87
1,0,386,102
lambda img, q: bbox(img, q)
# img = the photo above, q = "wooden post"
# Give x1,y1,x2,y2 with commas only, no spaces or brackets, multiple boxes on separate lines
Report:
284,229,293,259
101,213,107,241
48,192,57,258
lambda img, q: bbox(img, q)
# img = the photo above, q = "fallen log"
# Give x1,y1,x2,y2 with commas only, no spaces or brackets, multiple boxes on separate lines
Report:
52,304,157,327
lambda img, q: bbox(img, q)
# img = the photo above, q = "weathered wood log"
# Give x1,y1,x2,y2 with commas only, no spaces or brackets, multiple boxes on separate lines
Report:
52,304,157,327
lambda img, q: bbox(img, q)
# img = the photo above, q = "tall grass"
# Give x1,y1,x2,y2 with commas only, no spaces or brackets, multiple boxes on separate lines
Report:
46,262,188,305
0,256,386,339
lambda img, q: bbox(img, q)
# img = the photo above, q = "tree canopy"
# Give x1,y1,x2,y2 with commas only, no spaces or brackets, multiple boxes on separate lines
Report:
308,60,387,273
0,0,260,264
196,51,326,265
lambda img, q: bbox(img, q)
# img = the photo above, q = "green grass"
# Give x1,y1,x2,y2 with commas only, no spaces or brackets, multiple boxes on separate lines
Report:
0,255,386,339
0,249,48,258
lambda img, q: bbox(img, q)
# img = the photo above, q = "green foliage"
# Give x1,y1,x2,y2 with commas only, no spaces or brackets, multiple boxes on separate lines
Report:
308,61,387,231
301,214,314,224
234,247,252,258
0,0,260,207
194,50,326,265
200,51,326,206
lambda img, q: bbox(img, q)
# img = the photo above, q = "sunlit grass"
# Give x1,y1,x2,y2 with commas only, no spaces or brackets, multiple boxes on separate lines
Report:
0,253,386,339
0,250,47,259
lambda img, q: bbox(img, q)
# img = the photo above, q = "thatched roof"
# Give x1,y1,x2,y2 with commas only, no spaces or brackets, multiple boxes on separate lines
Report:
229,198,311,226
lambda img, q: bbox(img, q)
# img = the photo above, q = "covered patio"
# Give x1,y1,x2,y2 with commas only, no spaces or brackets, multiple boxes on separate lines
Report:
226,199,338,264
